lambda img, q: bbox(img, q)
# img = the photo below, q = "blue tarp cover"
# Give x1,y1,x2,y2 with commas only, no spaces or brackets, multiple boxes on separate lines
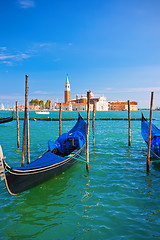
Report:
141,120,160,143
48,116,86,154
141,118,160,156
48,131,85,154
12,115,86,170
13,152,65,170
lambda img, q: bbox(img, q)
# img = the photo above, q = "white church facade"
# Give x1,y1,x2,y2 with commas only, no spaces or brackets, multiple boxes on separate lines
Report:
50,75,108,111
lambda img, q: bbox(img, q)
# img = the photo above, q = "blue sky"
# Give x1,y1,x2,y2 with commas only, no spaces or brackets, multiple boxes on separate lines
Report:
1,0,160,108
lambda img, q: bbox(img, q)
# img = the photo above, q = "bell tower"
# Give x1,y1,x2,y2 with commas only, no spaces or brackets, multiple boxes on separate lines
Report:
64,74,70,103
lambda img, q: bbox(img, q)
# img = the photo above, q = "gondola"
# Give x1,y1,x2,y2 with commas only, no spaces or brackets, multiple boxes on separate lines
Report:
0,113,86,195
0,113,14,124
141,113,160,160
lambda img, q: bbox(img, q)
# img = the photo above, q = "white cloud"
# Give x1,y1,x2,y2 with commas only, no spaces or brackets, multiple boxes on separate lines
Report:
0,47,7,51
33,90,62,95
2,61,13,66
0,54,15,60
19,0,35,9
0,41,58,66
0,95,23,100
39,43,52,48
16,53,30,60
122,87,160,93
34,91,51,95
100,87,160,94
0,52,30,65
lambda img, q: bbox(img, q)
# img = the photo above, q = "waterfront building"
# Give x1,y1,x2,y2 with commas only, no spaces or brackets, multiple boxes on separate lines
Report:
50,75,108,111
0,104,5,110
50,75,138,111
13,105,40,111
108,101,138,111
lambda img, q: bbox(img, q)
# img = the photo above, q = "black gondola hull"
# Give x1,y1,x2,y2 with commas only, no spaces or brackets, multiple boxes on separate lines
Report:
0,116,13,124
3,146,85,195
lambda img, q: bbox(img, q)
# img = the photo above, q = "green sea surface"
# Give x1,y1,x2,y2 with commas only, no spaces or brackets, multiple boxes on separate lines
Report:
0,110,160,240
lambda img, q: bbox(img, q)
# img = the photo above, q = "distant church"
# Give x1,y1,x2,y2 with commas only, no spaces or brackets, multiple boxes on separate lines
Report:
50,75,108,111
64,74,71,103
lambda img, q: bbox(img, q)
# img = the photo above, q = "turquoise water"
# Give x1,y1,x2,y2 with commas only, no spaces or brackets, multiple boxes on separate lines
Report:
0,110,160,240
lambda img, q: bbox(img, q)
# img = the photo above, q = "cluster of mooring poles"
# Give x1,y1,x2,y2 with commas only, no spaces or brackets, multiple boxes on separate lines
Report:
16,75,30,167
22,75,30,166
15,76,154,174
127,92,154,173
58,90,94,173
59,91,154,174
16,76,94,172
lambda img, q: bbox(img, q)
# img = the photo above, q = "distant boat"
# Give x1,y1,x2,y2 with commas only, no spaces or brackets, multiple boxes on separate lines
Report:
0,113,86,195
35,110,50,115
141,113,160,160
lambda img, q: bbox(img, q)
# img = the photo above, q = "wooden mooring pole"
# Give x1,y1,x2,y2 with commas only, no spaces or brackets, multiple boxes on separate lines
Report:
22,113,26,167
22,75,30,166
147,92,154,173
26,76,30,164
92,102,95,146
128,100,131,146
86,90,91,172
16,101,20,149
59,103,62,136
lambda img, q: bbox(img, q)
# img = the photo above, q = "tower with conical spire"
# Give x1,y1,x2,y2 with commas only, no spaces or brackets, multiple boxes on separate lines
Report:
64,74,70,103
